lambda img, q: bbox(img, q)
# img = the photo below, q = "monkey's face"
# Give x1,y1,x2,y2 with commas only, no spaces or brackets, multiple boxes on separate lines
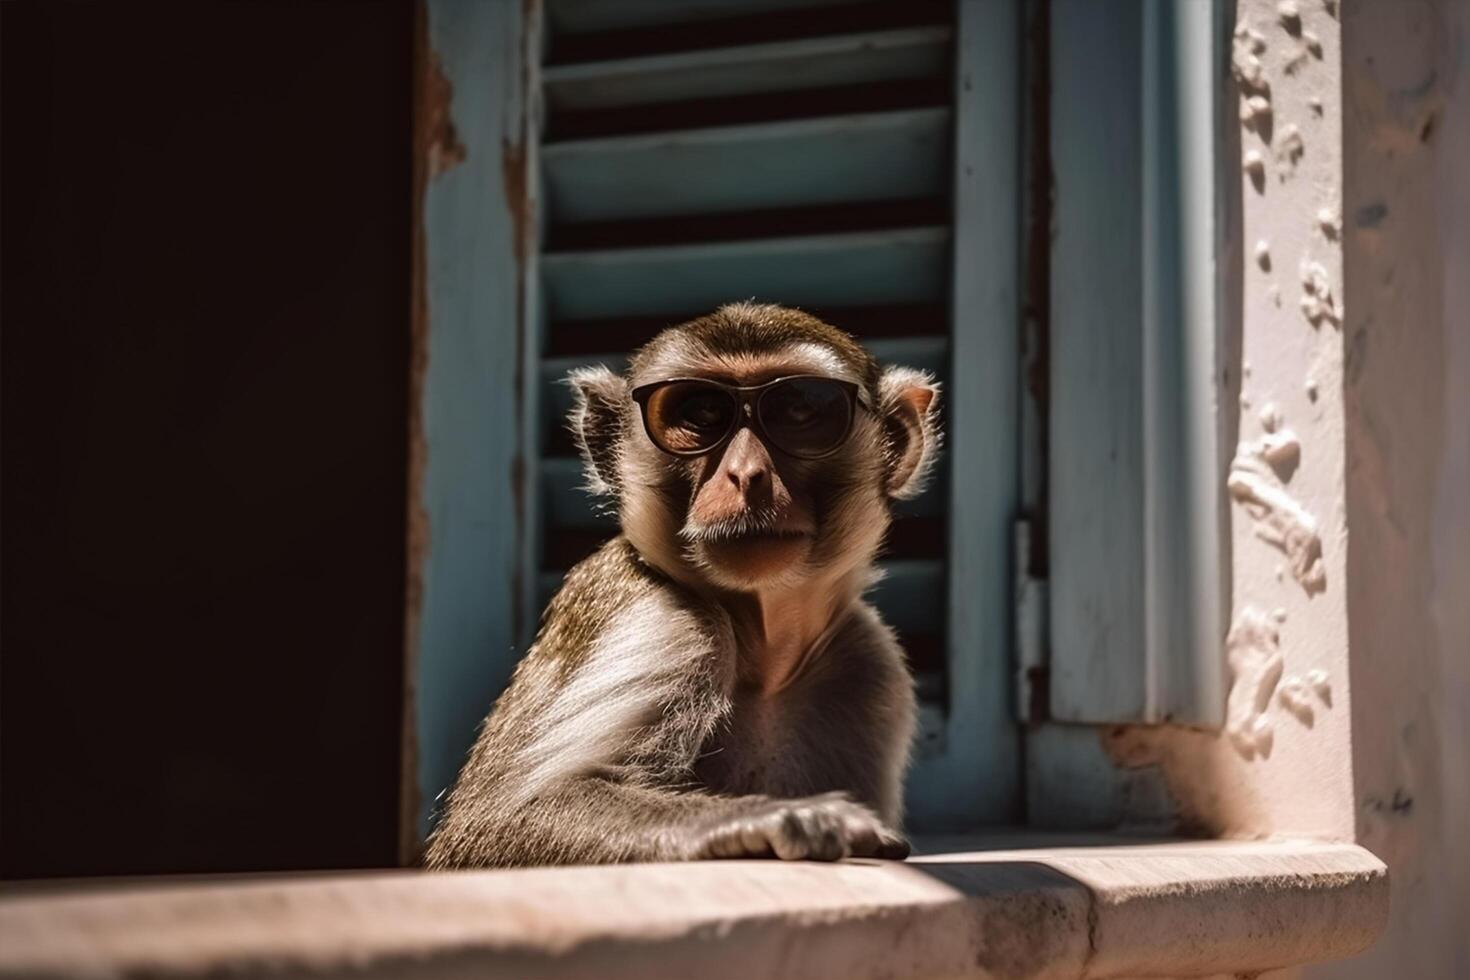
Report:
570,304,940,595
676,418,832,590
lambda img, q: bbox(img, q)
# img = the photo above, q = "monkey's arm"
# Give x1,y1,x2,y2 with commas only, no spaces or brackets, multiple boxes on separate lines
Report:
427,775,901,868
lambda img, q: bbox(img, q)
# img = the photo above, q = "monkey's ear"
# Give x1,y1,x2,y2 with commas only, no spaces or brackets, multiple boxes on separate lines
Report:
878,366,942,500
568,365,628,495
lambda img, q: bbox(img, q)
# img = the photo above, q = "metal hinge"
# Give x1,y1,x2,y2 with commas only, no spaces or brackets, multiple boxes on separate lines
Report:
1014,518,1049,724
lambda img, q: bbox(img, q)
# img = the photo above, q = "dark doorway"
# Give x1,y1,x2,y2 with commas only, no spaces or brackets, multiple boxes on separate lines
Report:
2,2,413,877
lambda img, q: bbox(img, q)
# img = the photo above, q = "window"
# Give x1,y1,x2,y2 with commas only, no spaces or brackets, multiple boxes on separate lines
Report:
410,0,1230,840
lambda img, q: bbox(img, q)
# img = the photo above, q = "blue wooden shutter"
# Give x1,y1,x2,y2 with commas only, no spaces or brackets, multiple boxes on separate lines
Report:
532,0,1022,828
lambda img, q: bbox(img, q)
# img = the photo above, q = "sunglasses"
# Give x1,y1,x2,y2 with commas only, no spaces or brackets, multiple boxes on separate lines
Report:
630,375,867,460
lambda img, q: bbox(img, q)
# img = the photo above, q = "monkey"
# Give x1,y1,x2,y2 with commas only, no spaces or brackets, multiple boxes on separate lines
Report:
424,303,941,868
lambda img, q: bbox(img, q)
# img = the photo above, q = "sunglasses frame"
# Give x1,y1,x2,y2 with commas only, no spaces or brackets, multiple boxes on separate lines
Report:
630,374,868,460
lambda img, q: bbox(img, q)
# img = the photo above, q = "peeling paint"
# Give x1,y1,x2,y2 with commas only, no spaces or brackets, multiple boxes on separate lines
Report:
1229,416,1326,593
1233,19,1271,93
1244,148,1267,191
1317,205,1341,240
1278,1,1302,35
500,138,531,265
1259,402,1284,433
1244,94,1275,134
1278,675,1315,725
1226,609,1286,759
1240,415,1301,474
1306,667,1332,706
1276,123,1305,171
424,52,466,179
1299,257,1340,326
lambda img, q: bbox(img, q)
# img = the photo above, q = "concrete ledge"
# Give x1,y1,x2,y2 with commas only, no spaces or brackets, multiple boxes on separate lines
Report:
0,836,1387,979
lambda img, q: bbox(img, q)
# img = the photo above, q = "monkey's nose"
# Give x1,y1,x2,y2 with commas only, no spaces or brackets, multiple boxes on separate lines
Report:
727,465,766,495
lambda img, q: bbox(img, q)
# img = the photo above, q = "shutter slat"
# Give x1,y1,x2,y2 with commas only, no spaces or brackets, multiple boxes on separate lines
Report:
548,0,852,36
544,28,951,112
544,109,950,223
867,559,945,637
543,228,950,320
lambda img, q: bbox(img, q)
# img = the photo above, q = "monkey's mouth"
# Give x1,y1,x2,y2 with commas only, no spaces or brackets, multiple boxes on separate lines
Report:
683,514,815,585
682,515,815,545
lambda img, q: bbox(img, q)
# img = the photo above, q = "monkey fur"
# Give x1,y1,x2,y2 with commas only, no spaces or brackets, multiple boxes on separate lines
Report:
425,304,941,868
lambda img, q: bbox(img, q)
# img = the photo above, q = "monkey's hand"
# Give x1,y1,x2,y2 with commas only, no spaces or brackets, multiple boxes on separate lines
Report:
690,792,910,862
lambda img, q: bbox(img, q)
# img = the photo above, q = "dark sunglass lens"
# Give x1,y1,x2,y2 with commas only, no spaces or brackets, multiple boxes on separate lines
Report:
646,382,736,454
758,378,852,457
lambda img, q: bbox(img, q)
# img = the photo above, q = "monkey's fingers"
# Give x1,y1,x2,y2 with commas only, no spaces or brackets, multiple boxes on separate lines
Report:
875,834,911,861
772,805,848,862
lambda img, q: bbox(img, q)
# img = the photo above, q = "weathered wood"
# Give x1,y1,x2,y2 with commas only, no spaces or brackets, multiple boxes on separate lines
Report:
547,0,852,35
411,0,537,845
904,0,1023,829
1048,0,1148,723
1048,0,1226,726
543,109,950,223
543,228,950,320
544,27,951,112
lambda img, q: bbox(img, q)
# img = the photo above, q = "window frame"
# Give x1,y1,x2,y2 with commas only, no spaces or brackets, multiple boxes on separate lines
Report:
409,0,1237,844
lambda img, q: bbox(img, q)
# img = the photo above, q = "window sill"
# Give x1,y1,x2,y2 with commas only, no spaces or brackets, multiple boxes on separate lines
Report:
0,834,1386,979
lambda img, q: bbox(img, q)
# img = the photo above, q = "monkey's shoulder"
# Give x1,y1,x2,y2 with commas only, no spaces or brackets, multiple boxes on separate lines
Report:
526,536,713,682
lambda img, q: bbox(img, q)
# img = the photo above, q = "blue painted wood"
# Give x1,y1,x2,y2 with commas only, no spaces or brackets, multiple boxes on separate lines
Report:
543,227,949,320
1048,0,1148,724
414,0,535,842
544,28,951,112
543,109,951,223
1048,0,1226,727
541,456,606,529
867,560,945,637
904,0,1022,830
547,0,850,34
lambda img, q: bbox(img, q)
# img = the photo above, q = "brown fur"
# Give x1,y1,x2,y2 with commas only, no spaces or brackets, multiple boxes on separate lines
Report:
425,305,938,869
